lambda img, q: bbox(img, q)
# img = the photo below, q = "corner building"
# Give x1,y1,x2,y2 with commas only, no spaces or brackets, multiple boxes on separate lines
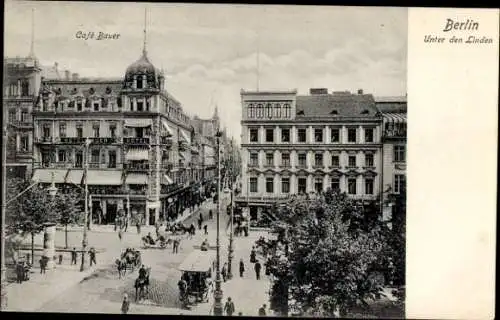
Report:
237,88,383,220
32,48,205,226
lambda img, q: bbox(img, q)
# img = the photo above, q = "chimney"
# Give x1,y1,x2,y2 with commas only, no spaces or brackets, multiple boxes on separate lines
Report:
309,88,328,95
357,89,364,95
72,73,79,80
65,70,70,80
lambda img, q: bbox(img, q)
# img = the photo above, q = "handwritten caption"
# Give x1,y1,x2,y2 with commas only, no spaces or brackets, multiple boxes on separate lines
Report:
424,18,494,45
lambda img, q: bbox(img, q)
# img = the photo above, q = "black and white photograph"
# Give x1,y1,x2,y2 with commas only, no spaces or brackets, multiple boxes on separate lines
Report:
0,1,440,317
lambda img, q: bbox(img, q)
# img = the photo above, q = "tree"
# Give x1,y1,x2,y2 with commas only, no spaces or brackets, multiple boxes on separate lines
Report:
264,189,389,317
55,190,83,248
388,184,406,286
6,178,61,264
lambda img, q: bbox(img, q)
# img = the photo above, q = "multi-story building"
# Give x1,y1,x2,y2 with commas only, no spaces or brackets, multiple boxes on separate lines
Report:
31,44,213,226
237,87,383,220
376,96,407,221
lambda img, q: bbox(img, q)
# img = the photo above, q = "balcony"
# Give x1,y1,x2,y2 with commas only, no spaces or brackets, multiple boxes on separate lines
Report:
59,137,88,144
124,162,150,171
313,164,325,169
88,137,119,144
124,137,150,145
279,164,292,169
35,136,53,144
384,130,407,139
160,136,173,146
10,120,33,128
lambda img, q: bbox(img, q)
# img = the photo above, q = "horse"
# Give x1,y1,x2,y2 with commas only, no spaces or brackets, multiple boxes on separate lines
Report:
115,258,127,279
121,249,141,271
135,267,151,302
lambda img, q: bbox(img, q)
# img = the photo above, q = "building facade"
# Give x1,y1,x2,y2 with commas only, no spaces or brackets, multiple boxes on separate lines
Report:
31,47,217,226
376,96,407,221
237,88,383,220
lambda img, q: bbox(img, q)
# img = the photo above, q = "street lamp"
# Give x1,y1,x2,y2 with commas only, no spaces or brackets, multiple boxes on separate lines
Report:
227,172,235,280
212,130,224,316
80,138,90,272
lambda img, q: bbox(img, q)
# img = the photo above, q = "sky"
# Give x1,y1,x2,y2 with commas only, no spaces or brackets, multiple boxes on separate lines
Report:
4,1,407,143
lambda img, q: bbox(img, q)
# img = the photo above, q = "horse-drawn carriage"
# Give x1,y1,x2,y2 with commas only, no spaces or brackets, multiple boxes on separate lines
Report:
116,248,142,279
134,265,151,301
178,250,216,307
141,233,171,249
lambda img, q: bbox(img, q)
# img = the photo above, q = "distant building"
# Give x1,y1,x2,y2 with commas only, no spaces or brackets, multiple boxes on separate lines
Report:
375,96,407,222
237,88,383,221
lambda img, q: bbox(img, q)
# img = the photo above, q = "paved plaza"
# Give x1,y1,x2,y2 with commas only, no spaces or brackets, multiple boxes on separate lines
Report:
5,194,273,316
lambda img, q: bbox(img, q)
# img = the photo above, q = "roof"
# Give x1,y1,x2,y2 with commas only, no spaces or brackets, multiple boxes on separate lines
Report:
41,65,62,80
178,250,215,272
376,103,407,114
374,96,407,103
125,51,157,76
295,93,379,117
42,79,123,98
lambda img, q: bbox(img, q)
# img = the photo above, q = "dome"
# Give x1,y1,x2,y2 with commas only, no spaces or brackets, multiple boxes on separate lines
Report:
125,50,156,78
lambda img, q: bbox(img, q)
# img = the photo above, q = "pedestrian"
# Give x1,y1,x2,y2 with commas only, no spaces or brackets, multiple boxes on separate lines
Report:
221,263,227,282
250,247,256,263
16,262,23,283
223,297,235,316
121,294,130,314
239,259,245,277
209,209,213,220
39,256,46,274
198,218,202,230
199,212,203,223
89,247,97,266
71,247,77,265
258,304,267,316
254,260,261,280
155,221,161,238
118,229,123,241
173,238,180,254
136,221,141,234
203,224,208,235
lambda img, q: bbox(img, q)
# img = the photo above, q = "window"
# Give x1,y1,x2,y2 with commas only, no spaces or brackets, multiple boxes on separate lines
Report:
248,104,255,118
365,128,374,142
249,153,258,166
257,104,264,118
298,178,307,194
365,154,374,167
314,128,323,143
137,101,144,111
266,177,274,193
297,128,306,142
91,149,100,164
281,153,290,167
331,155,340,167
331,128,340,142
315,153,323,167
8,110,16,122
77,101,83,111
283,103,291,118
21,80,29,96
315,178,323,193
43,126,51,138
20,136,29,151
249,128,259,142
41,152,50,166
281,177,290,193
281,128,290,142
93,102,99,111
108,150,116,168
146,99,150,111
93,125,100,138
250,177,258,193
265,129,274,142
76,127,83,138
394,174,406,193
331,178,340,192
365,178,374,195
110,125,116,138
348,178,357,194
59,124,66,138
58,150,66,162
75,152,83,168
348,128,357,142
274,104,281,118
21,110,29,123
265,103,273,118
266,153,274,167
137,76,143,89
394,146,406,162
298,153,307,167
348,155,357,167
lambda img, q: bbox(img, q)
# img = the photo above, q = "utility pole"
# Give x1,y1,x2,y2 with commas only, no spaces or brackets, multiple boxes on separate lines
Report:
213,130,223,315
80,138,90,272
227,168,234,280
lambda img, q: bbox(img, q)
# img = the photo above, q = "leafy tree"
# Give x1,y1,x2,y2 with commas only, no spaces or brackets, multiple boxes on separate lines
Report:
265,189,389,317
6,178,61,264
388,184,406,286
55,190,83,248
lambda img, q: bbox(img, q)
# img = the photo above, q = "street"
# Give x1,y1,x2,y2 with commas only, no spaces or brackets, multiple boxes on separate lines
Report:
13,194,271,315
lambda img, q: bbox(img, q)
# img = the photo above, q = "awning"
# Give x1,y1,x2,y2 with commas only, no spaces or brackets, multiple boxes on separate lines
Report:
161,120,173,136
125,148,149,161
32,169,68,183
65,169,84,184
383,113,407,124
124,119,153,127
161,174,173,185
180,130,191,145
126,173,148,185
86,170,123,185
178,250,215,272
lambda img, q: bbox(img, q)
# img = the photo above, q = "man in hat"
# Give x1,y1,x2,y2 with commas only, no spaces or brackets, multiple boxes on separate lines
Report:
121,294,130,314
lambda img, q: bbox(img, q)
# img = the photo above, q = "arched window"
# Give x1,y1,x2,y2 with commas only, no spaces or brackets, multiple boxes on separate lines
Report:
248,104,255,118
274,103,281,118
21,79,30,96
283,103,291,118
265,103,273,118
257,104,264,118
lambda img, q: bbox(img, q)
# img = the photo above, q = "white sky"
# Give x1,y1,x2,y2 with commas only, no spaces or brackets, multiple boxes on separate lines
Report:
4,1,407,143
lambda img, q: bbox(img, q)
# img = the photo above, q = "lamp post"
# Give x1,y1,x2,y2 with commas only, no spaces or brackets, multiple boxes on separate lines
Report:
213,130,223,316
227,169,235,280
80,138,90,272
